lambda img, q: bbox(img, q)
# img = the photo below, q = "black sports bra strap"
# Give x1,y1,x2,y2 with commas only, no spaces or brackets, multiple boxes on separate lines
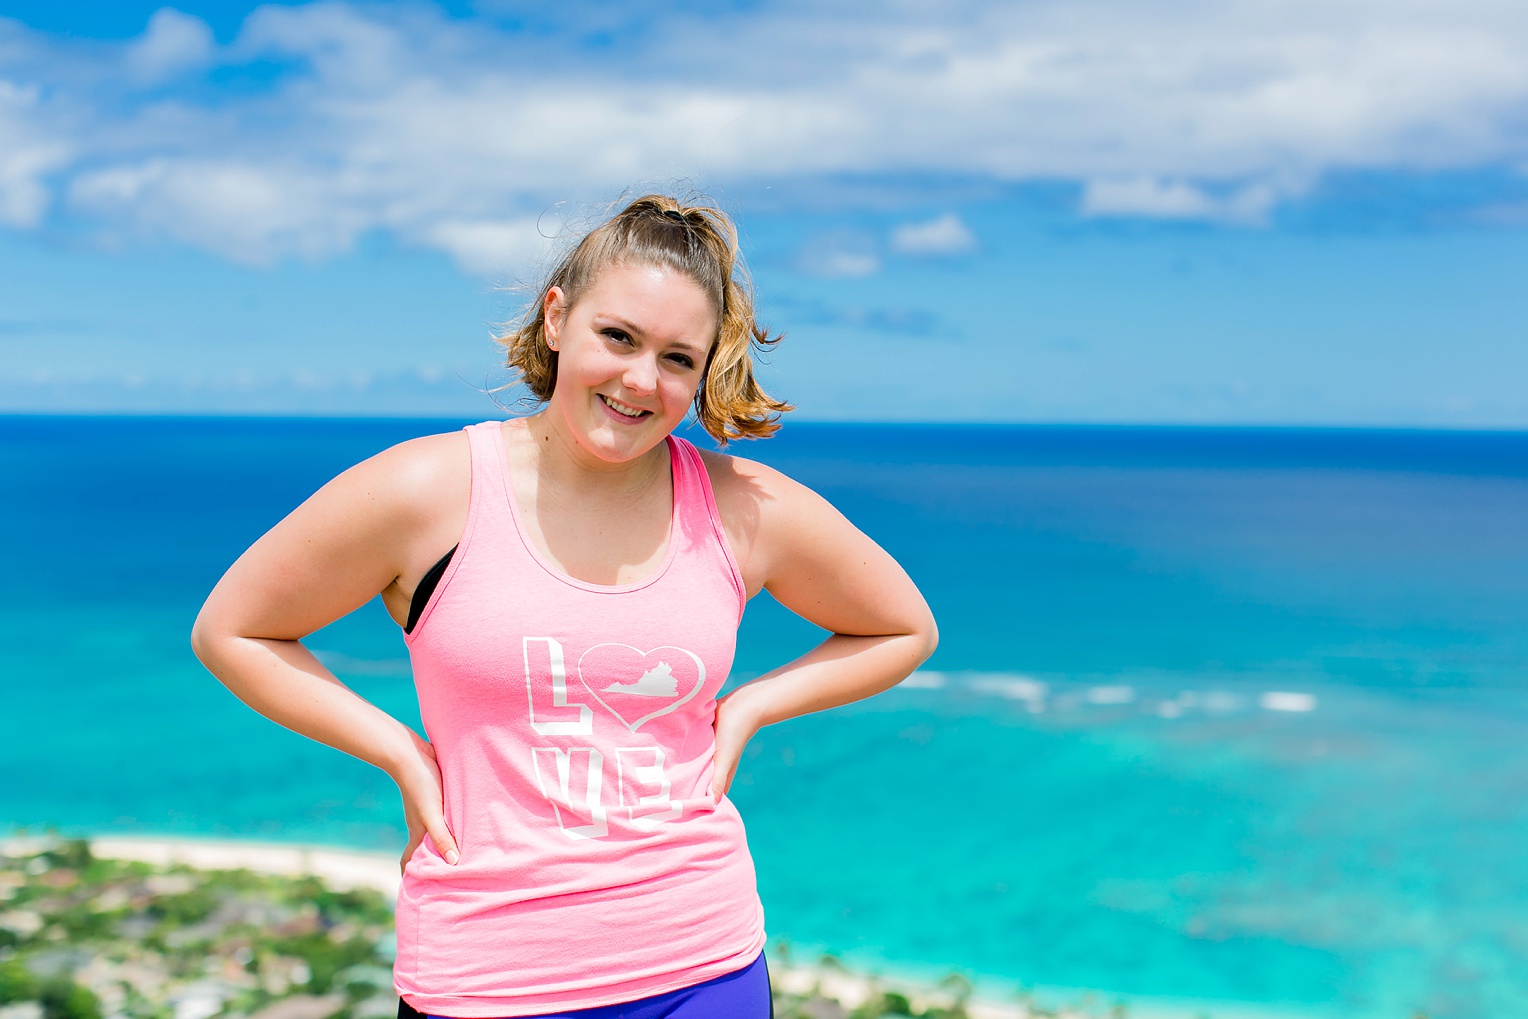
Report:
404,545,458,634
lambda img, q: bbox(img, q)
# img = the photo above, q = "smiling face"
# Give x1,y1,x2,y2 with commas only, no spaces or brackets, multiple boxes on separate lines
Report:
542,261,718,465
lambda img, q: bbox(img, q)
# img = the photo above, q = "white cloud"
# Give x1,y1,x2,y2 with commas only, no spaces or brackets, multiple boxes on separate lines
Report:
890,213,976,255
798,229,882,277
1081,175,1305,223
4,0,1528,264
69,159,367,264
424,217,558,277
124,9,214,84
804,250,881,278
1082,178,1219,219
0,79,71,227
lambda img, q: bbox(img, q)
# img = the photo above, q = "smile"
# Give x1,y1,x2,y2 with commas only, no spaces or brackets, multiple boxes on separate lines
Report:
599,394,652,420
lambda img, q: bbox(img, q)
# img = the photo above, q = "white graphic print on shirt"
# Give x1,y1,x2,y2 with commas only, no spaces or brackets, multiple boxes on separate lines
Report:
523,636,698,839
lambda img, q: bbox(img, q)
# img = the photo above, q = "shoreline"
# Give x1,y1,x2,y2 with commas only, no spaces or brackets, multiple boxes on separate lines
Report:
83,834,404,901
3,833,1321,1019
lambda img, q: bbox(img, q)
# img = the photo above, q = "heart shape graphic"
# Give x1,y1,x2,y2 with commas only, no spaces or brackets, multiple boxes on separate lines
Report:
577,643,707,732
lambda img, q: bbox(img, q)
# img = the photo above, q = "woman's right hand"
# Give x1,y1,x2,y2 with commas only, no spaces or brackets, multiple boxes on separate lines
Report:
189,430,474,878
393,729,460,874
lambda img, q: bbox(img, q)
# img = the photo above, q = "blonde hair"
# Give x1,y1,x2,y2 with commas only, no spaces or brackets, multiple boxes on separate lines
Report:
495,194,792,443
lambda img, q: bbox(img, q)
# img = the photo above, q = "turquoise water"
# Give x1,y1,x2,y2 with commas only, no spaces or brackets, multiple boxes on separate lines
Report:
3,416,1527,1017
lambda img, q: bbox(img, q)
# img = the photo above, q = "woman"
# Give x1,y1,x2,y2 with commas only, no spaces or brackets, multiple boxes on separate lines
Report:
191,195,938,1019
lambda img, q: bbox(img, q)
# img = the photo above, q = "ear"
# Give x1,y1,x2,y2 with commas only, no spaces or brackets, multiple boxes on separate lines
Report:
544,286,567,350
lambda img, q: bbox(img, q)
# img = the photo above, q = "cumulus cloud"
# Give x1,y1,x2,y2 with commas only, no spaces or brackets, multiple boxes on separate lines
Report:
0,80,71,227
3,0,1528,265
806,251,881,277
1079,170,1314,223
890,213,976,255
124,8,214,83
424,217,559,276
797,229,882,277
69,159,368,264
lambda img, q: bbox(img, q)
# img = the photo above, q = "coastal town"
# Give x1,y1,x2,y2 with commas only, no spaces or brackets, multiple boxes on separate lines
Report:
0,837,399,1019
0,835,1110,1019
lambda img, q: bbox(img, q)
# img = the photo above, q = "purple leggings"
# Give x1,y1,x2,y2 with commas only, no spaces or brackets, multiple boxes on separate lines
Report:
404,952,772,1019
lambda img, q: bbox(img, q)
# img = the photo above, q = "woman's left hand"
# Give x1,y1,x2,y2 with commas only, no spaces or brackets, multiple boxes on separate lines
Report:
697,451,938,800
709,687,762,800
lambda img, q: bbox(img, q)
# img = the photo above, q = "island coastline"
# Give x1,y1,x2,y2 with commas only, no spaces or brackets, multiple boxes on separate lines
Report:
0,834,1322,1019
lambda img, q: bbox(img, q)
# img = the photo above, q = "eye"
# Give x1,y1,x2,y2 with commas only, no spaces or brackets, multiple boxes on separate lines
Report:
601,327,632,345
666,353,696,370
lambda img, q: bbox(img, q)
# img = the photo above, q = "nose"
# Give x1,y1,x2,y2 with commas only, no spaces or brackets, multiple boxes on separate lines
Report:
622,353,659,398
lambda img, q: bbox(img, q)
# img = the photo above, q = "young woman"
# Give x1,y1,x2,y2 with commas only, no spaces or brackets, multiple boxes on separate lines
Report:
191,195,938,1019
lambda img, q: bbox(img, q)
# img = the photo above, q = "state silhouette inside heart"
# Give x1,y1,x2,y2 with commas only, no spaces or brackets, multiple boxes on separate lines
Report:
577,643,706,732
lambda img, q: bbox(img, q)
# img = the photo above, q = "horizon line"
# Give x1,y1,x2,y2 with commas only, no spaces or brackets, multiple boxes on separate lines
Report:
4,409,1527,437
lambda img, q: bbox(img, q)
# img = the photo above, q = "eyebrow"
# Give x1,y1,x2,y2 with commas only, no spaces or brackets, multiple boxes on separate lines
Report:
600,315,708,358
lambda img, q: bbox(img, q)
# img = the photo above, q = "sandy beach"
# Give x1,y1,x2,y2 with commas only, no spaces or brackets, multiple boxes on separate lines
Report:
85,835,405,901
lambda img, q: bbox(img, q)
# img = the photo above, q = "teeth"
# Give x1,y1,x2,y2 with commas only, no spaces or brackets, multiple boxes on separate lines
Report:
601,395,645,417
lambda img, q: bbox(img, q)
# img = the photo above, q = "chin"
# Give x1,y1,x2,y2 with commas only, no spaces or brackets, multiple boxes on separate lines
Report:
582,422,668,461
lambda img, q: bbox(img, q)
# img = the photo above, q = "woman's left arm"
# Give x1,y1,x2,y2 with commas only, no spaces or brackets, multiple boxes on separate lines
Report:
706,455,938,798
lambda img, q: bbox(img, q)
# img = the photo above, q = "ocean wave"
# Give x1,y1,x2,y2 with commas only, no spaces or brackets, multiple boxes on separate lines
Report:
1259,690,1318,712
900,669,1317,718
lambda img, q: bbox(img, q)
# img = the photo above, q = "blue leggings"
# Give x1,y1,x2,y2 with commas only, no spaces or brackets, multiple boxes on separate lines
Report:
404,952,772,1019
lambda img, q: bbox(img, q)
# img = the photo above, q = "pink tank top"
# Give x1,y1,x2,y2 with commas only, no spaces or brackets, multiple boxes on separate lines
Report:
393,420,766,1017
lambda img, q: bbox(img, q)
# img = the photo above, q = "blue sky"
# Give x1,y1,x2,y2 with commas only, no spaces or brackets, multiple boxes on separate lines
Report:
2,1,1527,425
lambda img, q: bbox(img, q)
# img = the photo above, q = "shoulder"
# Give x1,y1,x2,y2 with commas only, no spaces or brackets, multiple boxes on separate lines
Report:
694,446,842,590
695,447,817,513
321,427,472,529
369,427,472,492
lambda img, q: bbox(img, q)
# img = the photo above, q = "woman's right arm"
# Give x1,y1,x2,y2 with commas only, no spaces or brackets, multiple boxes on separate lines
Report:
189,431,469,870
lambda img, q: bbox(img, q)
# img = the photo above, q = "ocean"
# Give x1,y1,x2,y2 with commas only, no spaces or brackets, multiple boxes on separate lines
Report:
3,415,1527,1018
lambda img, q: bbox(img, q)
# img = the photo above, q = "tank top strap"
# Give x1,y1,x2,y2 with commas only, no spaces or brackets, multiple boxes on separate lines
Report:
455,418,518,564
401,420,511,645
668,434,746,617
466,419,514,511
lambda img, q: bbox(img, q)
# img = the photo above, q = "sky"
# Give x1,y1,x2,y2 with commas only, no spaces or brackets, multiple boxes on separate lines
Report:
2,0,1527,425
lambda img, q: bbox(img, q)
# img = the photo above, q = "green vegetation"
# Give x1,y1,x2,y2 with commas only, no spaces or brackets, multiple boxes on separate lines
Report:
257,932,377,995
145,885,218,927
0,837,398,1019
39,978,103,1019
1,957,40,1002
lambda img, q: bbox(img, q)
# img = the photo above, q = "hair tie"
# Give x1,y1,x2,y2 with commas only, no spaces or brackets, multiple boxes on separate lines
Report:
662,209,685,222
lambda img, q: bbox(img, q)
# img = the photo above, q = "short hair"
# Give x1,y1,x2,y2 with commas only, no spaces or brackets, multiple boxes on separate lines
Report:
495,194,792,443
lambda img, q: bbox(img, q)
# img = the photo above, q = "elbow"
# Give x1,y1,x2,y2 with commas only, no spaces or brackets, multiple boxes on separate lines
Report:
189,603,222,672
189,616,211,668
915,610,939,664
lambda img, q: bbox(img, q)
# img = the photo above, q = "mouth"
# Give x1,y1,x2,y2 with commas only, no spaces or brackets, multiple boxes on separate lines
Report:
598,393,653,421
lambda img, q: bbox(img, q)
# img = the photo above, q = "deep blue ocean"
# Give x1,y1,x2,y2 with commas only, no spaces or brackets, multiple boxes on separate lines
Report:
4,416,1527,1018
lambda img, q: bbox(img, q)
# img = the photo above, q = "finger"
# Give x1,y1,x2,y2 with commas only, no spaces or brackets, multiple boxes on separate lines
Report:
709,751,735,800
400,831,418,873
425,816,460,865
400,830,422,876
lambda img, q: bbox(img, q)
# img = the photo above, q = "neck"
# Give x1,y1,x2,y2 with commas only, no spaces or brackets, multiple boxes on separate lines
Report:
521,409,669,498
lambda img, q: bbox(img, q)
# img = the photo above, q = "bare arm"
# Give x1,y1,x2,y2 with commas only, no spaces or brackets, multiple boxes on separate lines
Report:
189,431,468,869
704,454,938,797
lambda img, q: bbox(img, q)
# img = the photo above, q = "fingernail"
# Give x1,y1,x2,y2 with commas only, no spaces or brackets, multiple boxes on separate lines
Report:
446,850,460,865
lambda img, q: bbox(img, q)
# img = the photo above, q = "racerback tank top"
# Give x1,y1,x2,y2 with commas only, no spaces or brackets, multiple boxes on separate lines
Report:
393,420,766,1017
